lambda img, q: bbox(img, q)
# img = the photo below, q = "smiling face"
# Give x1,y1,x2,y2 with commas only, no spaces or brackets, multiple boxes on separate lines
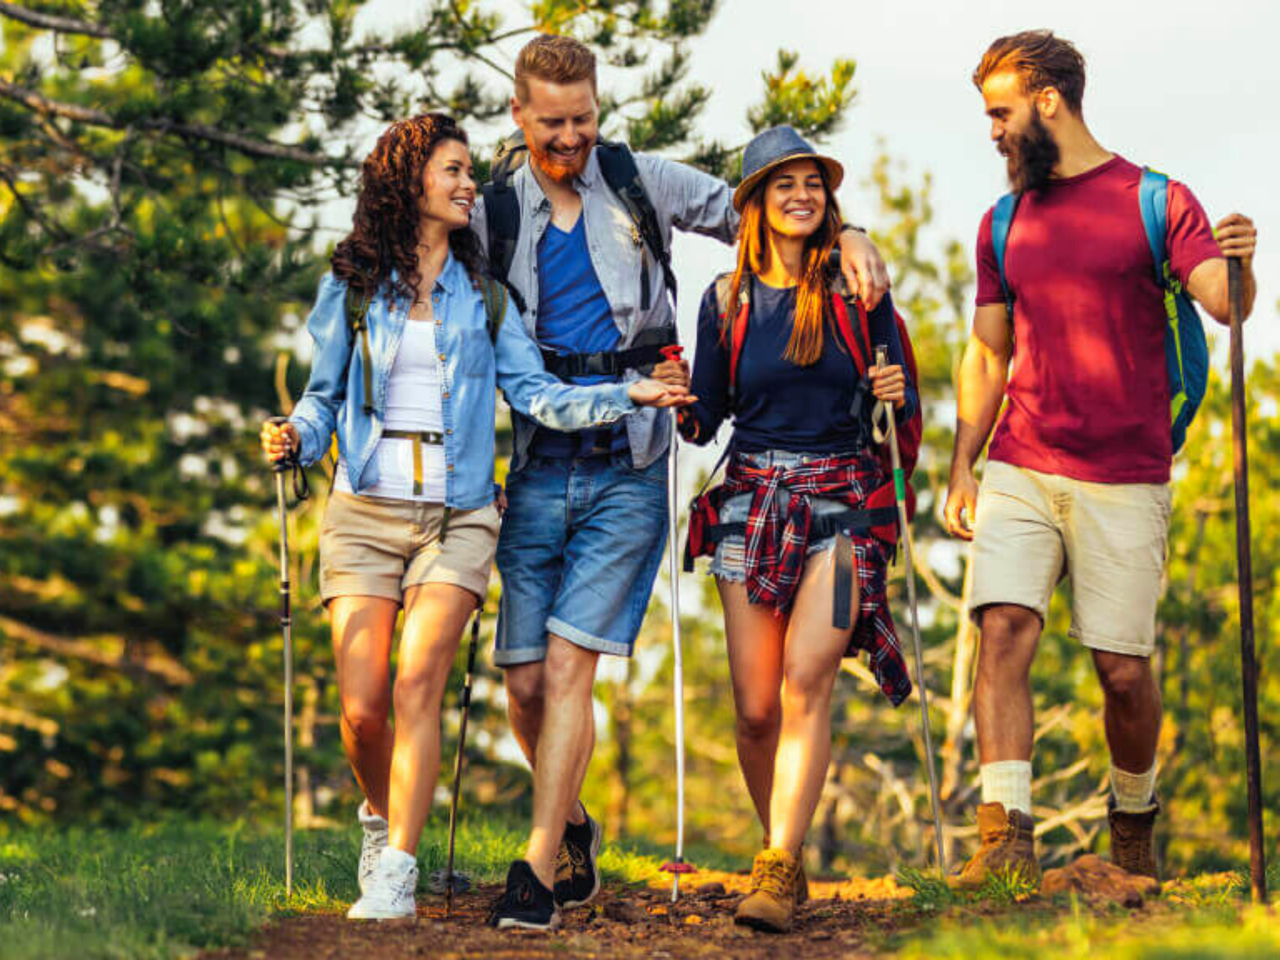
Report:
420,137,476,231
762,158,828,241
512,77,599,184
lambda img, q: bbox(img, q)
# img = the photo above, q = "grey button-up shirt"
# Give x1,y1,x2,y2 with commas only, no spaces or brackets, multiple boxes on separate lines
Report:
472,146,738,470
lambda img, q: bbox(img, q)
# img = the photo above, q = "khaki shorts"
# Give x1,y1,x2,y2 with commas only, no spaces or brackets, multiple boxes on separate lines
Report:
969,460,1172,657
319,491,499,605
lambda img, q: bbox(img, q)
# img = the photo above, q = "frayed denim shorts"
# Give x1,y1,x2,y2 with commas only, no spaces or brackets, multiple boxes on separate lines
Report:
709,449,856,583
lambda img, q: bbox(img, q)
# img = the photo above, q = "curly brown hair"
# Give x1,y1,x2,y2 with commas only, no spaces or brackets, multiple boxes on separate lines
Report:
332,113,489,304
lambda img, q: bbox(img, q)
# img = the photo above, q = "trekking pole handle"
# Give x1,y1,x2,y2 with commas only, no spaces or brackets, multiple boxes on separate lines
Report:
659,345,683,362
266,417,309,501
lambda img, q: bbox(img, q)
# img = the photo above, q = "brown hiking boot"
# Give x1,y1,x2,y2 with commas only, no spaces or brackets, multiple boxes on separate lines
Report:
1108,796,1160,880
763,832,809,904
951,802,1041,891
735,849,801,933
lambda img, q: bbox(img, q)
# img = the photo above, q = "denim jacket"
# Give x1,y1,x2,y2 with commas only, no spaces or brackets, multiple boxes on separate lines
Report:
471,147,738,471
288,252,636,511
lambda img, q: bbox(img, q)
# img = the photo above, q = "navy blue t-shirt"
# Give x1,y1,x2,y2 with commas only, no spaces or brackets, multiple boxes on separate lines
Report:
530,216,628,457
683,276,916,453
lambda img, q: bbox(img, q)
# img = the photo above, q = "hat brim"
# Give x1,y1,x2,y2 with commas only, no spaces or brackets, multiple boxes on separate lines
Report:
732,152,844,212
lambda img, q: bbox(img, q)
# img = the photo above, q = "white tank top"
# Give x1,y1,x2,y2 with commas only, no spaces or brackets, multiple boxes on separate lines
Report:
335,319,447,501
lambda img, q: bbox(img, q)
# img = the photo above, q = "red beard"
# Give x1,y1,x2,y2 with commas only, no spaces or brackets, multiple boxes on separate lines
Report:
528,138,590,184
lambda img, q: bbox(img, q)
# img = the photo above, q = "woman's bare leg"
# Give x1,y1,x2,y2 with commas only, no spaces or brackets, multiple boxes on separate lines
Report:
386,582,476,854
330,596,399,818
718,579,787,838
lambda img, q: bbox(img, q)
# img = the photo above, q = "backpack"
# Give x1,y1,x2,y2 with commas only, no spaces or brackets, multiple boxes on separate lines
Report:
715,270,923,529
344,276,508,414
989,167,1208,454
481,131,677,315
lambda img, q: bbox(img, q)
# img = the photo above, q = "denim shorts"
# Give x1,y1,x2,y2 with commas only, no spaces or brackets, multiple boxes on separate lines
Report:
494,453,668,664
709,449,855,583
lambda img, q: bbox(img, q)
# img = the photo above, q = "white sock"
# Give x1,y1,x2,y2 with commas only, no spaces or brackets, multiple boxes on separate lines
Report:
1111,763,1158,814
380,846,417,873
980,760,1032,816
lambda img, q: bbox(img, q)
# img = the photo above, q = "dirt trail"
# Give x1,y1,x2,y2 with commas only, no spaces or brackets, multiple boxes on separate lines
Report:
202,870,916,960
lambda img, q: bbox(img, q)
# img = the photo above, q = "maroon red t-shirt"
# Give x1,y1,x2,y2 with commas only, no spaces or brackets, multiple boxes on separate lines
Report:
975,155,1221,484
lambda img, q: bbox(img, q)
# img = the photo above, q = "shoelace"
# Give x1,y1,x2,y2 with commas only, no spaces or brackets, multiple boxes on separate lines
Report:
752,856,793,898
360,828,388,878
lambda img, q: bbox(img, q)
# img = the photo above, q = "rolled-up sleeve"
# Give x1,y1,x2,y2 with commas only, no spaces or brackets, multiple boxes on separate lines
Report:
289,273,351,466
493,293,637,429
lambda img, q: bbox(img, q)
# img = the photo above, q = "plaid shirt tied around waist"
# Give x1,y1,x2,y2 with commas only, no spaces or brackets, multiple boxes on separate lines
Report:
694,450,912,706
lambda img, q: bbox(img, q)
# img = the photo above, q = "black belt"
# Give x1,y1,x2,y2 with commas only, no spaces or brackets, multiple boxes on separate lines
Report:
540,331,677,380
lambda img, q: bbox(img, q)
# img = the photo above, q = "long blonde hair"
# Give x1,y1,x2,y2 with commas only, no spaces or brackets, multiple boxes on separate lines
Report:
722,166,843,366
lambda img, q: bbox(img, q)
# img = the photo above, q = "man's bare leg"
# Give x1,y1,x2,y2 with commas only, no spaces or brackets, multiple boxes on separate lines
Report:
505,658,587,827
525,634,599,889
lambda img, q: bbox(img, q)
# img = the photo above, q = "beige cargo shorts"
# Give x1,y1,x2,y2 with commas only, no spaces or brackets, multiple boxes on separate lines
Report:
319,491,499,605
968,460,1172,657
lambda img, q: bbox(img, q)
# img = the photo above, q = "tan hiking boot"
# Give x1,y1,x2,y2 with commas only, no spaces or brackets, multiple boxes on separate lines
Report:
763,832,809,904
735,849,801,933
951,802,1041,891
1108,796,1160,880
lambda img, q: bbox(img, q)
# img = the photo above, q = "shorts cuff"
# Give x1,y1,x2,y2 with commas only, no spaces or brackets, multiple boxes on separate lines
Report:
321,575,404,606
492,644,548,668
404,567,491,604
545,616,633,658
967,596,1047,626
1070,628,1153,658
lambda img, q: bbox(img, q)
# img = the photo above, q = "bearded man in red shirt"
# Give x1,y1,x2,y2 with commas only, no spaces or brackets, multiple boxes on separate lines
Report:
945,30,1259,887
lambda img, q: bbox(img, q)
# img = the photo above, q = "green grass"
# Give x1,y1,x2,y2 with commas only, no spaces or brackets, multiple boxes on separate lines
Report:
0,815,731,960
2,820,1276,960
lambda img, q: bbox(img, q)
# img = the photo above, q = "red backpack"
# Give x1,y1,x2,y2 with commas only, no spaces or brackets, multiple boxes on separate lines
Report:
717,271,922,530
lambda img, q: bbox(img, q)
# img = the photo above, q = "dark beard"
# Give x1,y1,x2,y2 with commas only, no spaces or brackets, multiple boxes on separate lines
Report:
1004,111,1059,195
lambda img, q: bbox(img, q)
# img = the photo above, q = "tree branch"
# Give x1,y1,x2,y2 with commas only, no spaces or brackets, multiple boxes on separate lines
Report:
0,78,347,168
0,613,194,686
0,1,110,39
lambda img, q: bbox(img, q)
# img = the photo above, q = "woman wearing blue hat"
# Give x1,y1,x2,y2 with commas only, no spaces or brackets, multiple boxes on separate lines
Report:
679,125,918,932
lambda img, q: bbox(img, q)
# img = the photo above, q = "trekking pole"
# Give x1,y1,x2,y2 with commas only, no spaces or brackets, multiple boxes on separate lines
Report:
873,349,946,874
430,611,480,916
267,417,308,900
1227,258,1267,904
657,345,695,902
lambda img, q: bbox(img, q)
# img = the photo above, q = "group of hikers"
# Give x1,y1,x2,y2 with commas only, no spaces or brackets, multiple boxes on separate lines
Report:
258,29,1259,933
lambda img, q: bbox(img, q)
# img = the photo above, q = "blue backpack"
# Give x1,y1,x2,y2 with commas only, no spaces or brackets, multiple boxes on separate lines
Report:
990,167,1209,454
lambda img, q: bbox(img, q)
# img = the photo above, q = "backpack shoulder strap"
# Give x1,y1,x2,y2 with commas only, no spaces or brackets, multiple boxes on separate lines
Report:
828,271,871,375
597,141,677,303
480,276,508,345
345,284,375,414
714,273,750,397
991,192,1020,321
1138,167,1170,288
480,130,529,308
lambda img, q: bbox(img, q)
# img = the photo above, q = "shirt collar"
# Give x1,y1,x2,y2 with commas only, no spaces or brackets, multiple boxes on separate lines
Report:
435,249,462,295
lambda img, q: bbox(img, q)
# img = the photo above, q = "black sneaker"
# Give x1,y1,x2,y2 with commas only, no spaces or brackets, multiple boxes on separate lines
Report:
554,806,603,908
487,860,560,930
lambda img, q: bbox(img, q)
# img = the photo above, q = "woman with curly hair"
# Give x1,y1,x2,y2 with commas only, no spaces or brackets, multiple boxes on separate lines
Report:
678,127,917,932
260,113,689,920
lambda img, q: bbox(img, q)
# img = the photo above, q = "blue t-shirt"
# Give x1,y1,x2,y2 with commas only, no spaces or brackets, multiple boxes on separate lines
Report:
683,276,917,453
530,216,628,457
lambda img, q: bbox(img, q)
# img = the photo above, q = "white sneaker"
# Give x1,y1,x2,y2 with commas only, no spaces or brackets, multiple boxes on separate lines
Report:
347,847,418,920
357,800,389,895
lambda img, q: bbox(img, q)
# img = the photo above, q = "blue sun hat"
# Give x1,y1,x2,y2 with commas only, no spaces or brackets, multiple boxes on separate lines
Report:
733,125,844,212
